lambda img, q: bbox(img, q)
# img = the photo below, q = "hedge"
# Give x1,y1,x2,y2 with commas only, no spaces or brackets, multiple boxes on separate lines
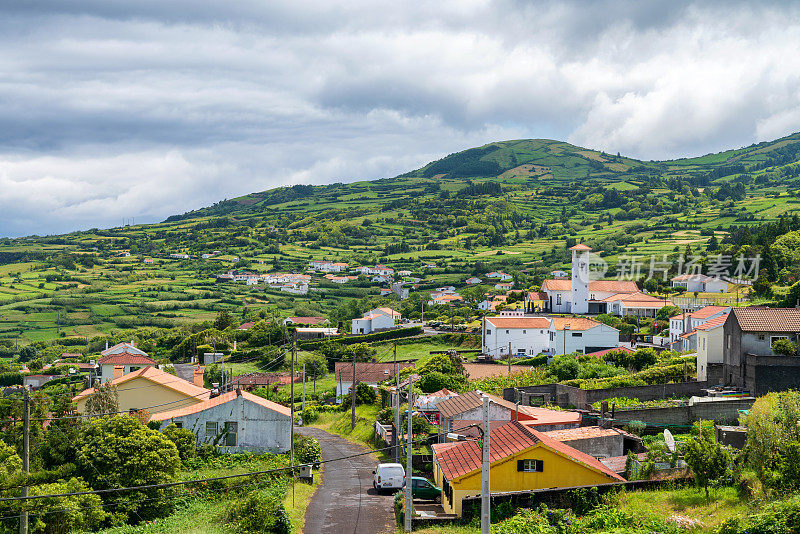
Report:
0,372,23,387
298,326,423,349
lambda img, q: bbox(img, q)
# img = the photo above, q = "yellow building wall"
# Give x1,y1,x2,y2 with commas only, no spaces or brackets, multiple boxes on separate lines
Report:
76,377,205,414
435,443,620,516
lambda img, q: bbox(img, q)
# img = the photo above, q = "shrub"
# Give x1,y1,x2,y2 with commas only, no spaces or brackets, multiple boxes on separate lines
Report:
417,371,467,393
226,488,291,534
772,338,799,357
293,434,322,467
163,423,197,464
301,406,319,424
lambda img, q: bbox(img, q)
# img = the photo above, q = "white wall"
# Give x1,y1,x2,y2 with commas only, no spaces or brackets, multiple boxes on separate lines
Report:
703,280,727,293
571,250,589,314
482,324,549,359
546,290,571,313
697,326,724,382
158,396,291,453
548,324,619,355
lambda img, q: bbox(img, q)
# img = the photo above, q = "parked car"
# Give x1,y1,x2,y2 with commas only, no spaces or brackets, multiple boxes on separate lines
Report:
373,463,405,492
404,476,442,502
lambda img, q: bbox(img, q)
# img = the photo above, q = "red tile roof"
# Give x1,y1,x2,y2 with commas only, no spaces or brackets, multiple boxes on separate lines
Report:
486,317,550,329
517,407,582,426
149,389,291,421
732,307,800,332
334,361,414,383
237,322,255,330
97,353,157,366
542,426,621,441
432,421,624,482
695,313,729,331
437,390,516,419
569,244,592,251
550,317,608,332
690,306,730,319
541,279,639,293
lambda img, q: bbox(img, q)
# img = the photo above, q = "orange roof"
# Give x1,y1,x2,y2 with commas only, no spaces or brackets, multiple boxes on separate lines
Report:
690,306,730,319
437,390,517,419
73,366,210,402
695,313,729,331
569,244,592,251
486,317,550,329
550,317,608,332
150,389,291,421
732,307,800,332
376,307,401,317
603,292,673,307
543,426,622,441
98,352,157,366
432,421,624,482
517,406,582,426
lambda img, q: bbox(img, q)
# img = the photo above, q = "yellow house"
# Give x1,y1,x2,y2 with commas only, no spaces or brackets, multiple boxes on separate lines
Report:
432,421,625,516
73,366,211,415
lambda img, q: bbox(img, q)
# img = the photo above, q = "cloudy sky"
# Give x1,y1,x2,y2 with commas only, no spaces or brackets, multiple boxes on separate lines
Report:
2,1,800,237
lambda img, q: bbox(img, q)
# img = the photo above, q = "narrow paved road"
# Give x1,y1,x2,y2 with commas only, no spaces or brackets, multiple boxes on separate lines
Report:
298,427,395,534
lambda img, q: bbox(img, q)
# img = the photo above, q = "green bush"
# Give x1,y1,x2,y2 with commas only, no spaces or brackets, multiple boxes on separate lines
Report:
298,326,423,349
293,434,322,467
163,423,197,464
225,487,291,534
417,371,467,393
301,406,319,424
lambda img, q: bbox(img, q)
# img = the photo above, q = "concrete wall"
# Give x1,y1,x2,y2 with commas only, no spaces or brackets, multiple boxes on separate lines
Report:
745,354,800,396
157,395,291,453
610,398,754,427
560,434,623,459
506,381,709,410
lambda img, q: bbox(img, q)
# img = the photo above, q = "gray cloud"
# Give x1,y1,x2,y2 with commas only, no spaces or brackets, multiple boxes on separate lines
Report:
1,1,800,236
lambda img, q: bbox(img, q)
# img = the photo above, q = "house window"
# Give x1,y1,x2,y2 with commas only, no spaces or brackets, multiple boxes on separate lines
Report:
771,336,789,345
703,338,706,350
486,329,492,335
174,422,183,429
556,294,562,305
523,330,527,334
517,459,544,472
506,330,509,334
758,335,766,341
571,332,582,337
206,422,218,437
224,422,238,446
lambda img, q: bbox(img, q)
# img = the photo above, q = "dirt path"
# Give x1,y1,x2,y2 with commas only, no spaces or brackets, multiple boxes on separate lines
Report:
298,427,395,534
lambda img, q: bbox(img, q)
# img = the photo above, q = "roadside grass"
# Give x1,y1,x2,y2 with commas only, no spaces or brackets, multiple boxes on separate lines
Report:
313,404,383,451
98,498,228,534
283,472,322,532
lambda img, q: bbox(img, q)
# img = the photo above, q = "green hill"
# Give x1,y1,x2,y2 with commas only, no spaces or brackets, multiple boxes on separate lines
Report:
1,132,800,345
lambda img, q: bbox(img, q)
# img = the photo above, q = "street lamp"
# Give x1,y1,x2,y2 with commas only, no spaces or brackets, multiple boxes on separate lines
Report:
563,324,570,355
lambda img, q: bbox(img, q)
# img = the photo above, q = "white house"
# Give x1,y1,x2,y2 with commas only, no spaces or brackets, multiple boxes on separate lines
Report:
368,307,401,320
695,313,728,382
671,274,727,293
309,260,349,272
669,306,731,344
548,317,620,356
466,277,482,285
482,317,551,359
101,342,148,357
494,282,514,291
550,270,569,278
97,351,158,384
351,309,397,334
150,389,292,453
485,271,513,281
603,292,674,318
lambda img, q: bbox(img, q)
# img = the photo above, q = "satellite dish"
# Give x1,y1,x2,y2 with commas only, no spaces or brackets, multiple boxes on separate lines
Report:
664,429,676,453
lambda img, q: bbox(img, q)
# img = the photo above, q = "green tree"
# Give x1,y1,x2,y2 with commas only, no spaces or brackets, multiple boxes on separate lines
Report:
213,310,237,331
752,275,772,296
84,383,119,416
685,427,728,500
162,423,197,464
76,416,181,522
656,306,681,321
301,352,327,380
18,346,37,362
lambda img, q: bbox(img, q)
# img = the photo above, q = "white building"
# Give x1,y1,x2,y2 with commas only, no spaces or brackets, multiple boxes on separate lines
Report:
367,307,401,321
309,260,349,272
150,389,292,453
482,317,551,359
97,352,158,384
548,317,620,356
485,271,513,281
351,311,396,334
669,306,731,344
695,313,728,382
466,277,482,285
671,274,727,293
603,292,674,318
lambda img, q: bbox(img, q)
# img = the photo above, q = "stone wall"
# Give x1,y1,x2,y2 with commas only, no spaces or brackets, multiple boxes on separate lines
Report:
506,381,709,409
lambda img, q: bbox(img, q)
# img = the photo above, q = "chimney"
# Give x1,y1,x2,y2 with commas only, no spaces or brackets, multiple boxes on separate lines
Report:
194,367,205,388
113,366,124,380
105,340,109,350
235,386,242,397
131,340,135,347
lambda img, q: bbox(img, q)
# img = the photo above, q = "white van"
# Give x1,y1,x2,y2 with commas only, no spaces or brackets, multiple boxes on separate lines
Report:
372,463,405,492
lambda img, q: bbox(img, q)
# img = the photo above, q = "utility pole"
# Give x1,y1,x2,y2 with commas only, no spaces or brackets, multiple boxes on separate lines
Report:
508,341,512,374
290,333,296,507
394,342,400,462
20,387,29,534
351,355,357,431
302,363,306,415
404,374,414,533
481,394,491,534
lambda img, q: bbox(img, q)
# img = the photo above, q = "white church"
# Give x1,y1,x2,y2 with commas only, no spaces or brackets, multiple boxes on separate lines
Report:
541,244,672,317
